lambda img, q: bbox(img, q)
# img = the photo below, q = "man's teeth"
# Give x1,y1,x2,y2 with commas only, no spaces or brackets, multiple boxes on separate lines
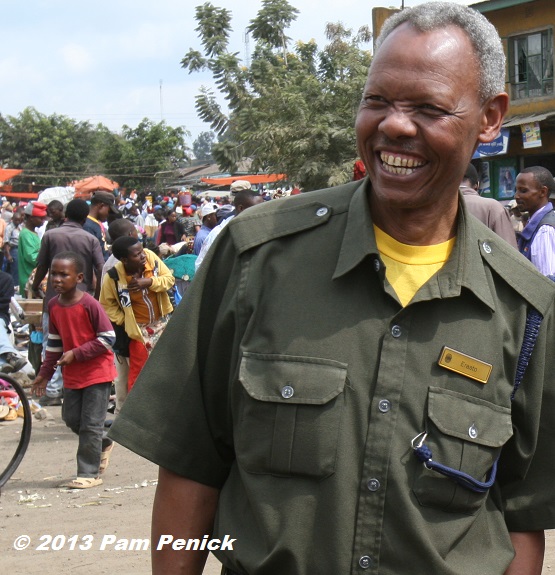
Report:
380,152,424,175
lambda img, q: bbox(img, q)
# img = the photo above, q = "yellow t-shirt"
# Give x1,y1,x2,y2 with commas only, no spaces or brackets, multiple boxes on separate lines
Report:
374,225,455,307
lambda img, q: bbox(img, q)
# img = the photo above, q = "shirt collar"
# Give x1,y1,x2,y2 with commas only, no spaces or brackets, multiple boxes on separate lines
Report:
333,179,377,279
333,181,496,311
61,221,82,229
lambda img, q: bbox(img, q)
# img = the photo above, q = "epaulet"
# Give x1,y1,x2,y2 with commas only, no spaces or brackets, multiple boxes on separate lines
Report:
228,180,363,254
473,218,555,316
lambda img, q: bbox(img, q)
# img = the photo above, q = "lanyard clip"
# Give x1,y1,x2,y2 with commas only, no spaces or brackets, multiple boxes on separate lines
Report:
411,431,427,450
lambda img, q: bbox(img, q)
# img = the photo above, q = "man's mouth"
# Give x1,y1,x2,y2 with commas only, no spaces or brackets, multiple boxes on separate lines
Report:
380,152,425,175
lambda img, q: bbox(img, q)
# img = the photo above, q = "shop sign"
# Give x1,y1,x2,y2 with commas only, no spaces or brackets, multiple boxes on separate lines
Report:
521,122,542,149
472,128,509,158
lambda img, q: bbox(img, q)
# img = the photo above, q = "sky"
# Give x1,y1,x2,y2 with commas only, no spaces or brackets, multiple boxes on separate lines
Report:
2,0,474,147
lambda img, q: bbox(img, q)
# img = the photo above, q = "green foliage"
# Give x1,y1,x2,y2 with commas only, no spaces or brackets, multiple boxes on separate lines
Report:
0,107,101,187
247,0,300,51
101,119,191,191
193,131,216,161
0,109,190,192
183,0,372,190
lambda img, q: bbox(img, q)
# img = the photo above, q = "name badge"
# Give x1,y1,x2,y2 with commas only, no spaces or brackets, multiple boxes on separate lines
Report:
438,346,492,384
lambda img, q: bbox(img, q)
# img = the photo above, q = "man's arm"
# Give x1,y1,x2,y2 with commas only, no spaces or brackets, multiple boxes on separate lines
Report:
504,531,545,575
491,206,518,249
152,467,219,575
530,226,555,276
92,241,104,299
31,236,49,294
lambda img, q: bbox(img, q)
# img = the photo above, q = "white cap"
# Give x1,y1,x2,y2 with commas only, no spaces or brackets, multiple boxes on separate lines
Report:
230,180,252,193
199,203,217,218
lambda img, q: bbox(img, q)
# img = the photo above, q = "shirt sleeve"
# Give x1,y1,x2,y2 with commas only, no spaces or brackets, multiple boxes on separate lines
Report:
109,229,240,488
99,269,125,326
72,296,116,363
149,254,175,293
530,225,555,276
491,209,518,249
19,229,40,268
498,297,555,531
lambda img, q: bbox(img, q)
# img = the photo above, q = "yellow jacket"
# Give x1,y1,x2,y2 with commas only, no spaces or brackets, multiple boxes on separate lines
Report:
100,249,174,343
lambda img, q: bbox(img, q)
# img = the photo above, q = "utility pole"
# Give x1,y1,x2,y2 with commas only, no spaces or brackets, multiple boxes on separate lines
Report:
159,79,164,121
244,29,250,67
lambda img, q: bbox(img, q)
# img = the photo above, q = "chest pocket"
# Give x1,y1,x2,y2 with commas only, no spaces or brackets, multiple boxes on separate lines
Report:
235,352,347,480
412,387,513,514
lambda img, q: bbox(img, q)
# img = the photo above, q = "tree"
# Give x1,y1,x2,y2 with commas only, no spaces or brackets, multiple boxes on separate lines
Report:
193,131,216,161
181,1,371,190
0,109,190,193
0,107,103,187
101,119,191,192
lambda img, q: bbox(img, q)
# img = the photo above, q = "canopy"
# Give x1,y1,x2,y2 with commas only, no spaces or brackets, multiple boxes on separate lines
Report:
0,169,23,183
1,190,39,200
200,174,286,186
38,186,75,205
197,190,232,198
73,175,119,199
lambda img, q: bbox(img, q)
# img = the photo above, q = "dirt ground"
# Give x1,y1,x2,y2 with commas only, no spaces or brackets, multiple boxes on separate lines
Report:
0,403,222,575
1,401,554,575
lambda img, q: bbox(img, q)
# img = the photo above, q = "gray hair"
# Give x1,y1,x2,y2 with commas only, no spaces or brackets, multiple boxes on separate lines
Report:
375,2,506,102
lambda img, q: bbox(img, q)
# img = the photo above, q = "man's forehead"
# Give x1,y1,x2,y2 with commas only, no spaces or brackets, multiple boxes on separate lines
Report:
517,172,540,186
373,22,474,63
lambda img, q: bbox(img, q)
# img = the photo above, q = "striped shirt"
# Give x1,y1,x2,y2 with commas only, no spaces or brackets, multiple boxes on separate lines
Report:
39,292,116,389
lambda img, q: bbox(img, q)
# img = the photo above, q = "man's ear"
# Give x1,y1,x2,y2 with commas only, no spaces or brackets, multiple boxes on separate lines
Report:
478,92,510,144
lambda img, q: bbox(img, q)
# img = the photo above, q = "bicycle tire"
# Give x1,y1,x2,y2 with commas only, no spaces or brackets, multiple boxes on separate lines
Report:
0,374,32,490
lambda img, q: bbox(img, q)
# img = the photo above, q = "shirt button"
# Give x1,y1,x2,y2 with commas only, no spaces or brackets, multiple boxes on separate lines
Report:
316,207,328,217
359,555,373,569
378,399,391,413
391,325,402,338
281,385,294,399
468,424,478,439
482,241,492,254
367,478,381,491
374,258,381,272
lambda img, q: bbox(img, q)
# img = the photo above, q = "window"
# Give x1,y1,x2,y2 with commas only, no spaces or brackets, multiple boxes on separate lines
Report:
509,29,554,100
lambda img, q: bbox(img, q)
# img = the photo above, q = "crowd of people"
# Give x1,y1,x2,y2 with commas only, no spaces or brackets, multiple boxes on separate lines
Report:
3,2,555,572
0,179,282,487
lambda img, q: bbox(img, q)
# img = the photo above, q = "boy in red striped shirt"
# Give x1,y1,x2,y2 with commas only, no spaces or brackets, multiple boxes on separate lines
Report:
32,251,117,489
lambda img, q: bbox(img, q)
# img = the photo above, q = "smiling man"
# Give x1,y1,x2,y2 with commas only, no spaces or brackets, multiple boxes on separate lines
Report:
109,3,555,575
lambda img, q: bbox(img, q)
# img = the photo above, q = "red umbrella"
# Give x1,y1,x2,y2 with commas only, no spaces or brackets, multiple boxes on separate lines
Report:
73,175,119,199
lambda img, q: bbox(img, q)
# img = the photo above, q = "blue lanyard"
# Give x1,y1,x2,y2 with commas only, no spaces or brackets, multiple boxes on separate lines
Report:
412,308,543,493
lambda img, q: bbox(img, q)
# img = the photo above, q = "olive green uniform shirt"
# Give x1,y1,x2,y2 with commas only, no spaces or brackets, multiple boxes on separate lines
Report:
111,179,555,575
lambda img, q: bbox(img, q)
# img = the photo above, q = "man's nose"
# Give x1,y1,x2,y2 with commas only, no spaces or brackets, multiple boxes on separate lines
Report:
379,108,418,139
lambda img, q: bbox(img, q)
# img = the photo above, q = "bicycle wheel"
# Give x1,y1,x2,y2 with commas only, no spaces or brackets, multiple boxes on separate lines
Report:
0,374,32,490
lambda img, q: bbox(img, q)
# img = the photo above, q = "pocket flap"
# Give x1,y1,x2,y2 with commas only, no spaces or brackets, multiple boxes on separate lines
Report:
239,352,347,405
428,387,513,447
